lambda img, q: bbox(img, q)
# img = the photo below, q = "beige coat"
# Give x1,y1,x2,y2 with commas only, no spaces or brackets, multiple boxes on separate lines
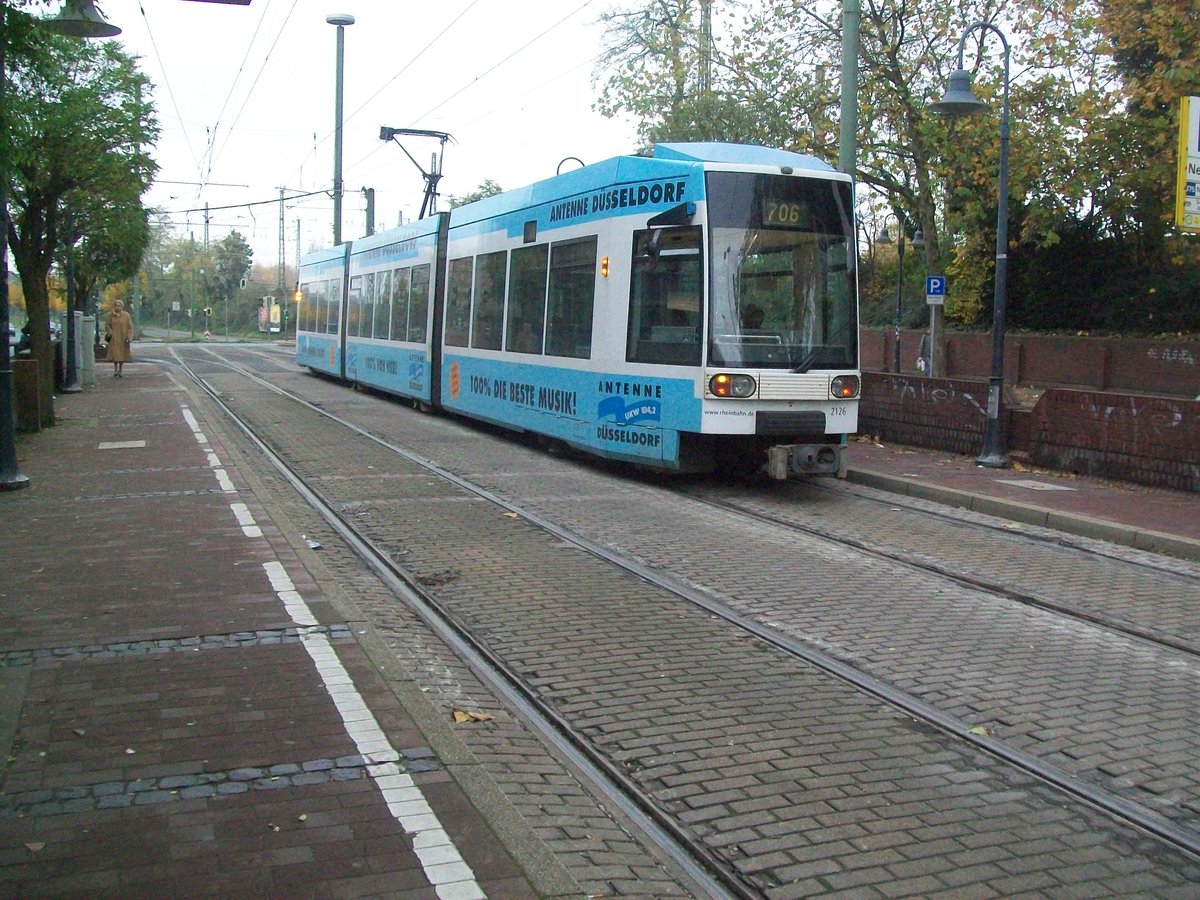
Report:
106,309,133,362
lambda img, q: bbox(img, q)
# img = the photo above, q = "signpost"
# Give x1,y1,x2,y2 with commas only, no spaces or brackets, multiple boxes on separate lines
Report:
1177,96,1200,234
923,276,945,376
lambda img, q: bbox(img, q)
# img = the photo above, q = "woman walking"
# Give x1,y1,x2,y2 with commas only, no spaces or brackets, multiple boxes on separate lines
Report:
105,300,133,377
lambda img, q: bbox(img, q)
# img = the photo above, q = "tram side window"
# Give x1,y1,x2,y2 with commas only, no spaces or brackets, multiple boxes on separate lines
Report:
374,270,391,339
313,282,324,335
321,278,336,336
298,283,311,333
626,227,702,366
506,244,548,354
364,273,378,338
390,267,411,342
445,257,473,347
326,278,341,335
314,281,326,335
471,251,506,351
545,236,597,359
347,276,362,337
408,265,430,343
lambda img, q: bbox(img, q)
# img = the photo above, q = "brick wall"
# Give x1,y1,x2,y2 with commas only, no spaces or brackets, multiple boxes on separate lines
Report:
1031,390,1200,492
862,329,1200,397
859,374,987,456
859,373,1200,492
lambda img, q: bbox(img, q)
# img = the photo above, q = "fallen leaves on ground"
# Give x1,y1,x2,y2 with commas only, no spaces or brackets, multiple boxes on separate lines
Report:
452,709,495,724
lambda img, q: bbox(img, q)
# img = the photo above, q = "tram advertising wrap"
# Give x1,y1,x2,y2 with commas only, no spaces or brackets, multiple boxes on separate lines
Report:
341,216,444,404
297,143,861,479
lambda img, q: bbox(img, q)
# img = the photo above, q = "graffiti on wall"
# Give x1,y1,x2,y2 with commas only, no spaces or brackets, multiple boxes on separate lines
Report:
885,376,986,416
1146,346,1196,366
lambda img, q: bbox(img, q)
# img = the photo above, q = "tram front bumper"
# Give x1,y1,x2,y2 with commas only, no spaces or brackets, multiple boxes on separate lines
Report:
767,443,841,480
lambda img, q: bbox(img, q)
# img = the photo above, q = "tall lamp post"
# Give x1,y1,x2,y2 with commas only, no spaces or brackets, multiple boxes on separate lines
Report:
327,14,354,246
931,22,1012,469
0,7,29,490
875,213,923,374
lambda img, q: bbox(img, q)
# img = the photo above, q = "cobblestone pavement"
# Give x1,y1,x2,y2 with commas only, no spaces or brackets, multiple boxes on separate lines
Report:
181,344,1200,897
0,359,568,898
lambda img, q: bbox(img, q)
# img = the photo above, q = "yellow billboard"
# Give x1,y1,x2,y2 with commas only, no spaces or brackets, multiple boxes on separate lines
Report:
1177,96,1200,233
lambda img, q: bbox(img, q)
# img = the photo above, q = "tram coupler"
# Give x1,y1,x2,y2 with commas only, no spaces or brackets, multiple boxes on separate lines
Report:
767,444,841,480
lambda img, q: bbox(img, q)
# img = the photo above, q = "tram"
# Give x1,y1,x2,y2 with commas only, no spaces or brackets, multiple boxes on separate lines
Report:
297,142,860,478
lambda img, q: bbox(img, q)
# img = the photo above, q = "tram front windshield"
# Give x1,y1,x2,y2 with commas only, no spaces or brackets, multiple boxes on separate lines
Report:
707,172,857,371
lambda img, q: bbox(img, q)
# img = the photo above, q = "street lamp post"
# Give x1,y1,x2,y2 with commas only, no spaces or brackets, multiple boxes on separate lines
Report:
61,213,82,393
0,8,29,490
876,213,906,374
931,22,1012,469
327,14,354,246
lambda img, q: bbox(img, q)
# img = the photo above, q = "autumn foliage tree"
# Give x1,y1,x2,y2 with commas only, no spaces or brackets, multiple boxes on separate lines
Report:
4,16,156,423
596,0,1200,337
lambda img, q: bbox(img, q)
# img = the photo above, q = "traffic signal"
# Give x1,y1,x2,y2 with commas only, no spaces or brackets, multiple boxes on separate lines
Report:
203,307,213,317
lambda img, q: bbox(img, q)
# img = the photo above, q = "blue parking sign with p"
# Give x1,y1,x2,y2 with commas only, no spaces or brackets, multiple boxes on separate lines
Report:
926,275,945,305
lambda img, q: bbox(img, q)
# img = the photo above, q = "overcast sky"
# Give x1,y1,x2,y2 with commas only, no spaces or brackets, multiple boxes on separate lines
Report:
93,0,640,268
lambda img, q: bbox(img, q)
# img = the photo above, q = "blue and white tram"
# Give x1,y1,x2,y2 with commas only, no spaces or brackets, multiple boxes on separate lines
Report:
341,215,446,405
297,142,861,478
296,243,350,379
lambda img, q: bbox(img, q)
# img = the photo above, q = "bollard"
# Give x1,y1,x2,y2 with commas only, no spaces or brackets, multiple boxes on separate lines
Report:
12,358,41,432
81,315,96,386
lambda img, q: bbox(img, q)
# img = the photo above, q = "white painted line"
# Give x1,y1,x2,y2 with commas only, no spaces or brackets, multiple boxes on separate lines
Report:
182,408,236,492
180,407,209,444
97,440,146,450
229,502,262,538
259,560,484,898
996,479,1078,492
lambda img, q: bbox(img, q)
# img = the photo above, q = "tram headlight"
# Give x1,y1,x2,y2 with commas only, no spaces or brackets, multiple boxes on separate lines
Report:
831,375,860,399
709,373,757,398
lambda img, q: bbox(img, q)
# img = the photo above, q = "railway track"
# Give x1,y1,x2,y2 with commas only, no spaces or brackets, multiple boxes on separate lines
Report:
166,344,1200,895
682,485,1200,659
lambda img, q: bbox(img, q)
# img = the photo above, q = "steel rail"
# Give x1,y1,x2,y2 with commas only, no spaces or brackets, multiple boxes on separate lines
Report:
178,346,1200,865
685,488,1200,660
170,347,747,900
815,476,1200,578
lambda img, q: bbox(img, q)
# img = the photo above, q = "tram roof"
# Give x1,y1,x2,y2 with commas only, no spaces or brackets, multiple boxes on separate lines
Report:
652,142,834,171
446,142,840,231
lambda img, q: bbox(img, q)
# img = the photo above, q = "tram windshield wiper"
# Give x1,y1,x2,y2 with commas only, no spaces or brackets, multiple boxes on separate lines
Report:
791,318,854,373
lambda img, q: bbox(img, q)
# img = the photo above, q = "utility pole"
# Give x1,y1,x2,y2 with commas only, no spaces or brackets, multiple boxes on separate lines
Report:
327,14,354,244
277,188,285,298
839,0,859,180
294,218,301,338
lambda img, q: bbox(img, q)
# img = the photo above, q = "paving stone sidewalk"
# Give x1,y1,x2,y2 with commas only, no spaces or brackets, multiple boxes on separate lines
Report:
0,364,537,898
844,437,1200,561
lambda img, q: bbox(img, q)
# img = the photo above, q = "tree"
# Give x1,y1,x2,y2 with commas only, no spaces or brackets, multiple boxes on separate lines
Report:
596,1,1200,339
210,231,253,304
5,20,157,423
1095,0,1200,256
596,0,768,147
449,179,504,208
70,186,152,306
